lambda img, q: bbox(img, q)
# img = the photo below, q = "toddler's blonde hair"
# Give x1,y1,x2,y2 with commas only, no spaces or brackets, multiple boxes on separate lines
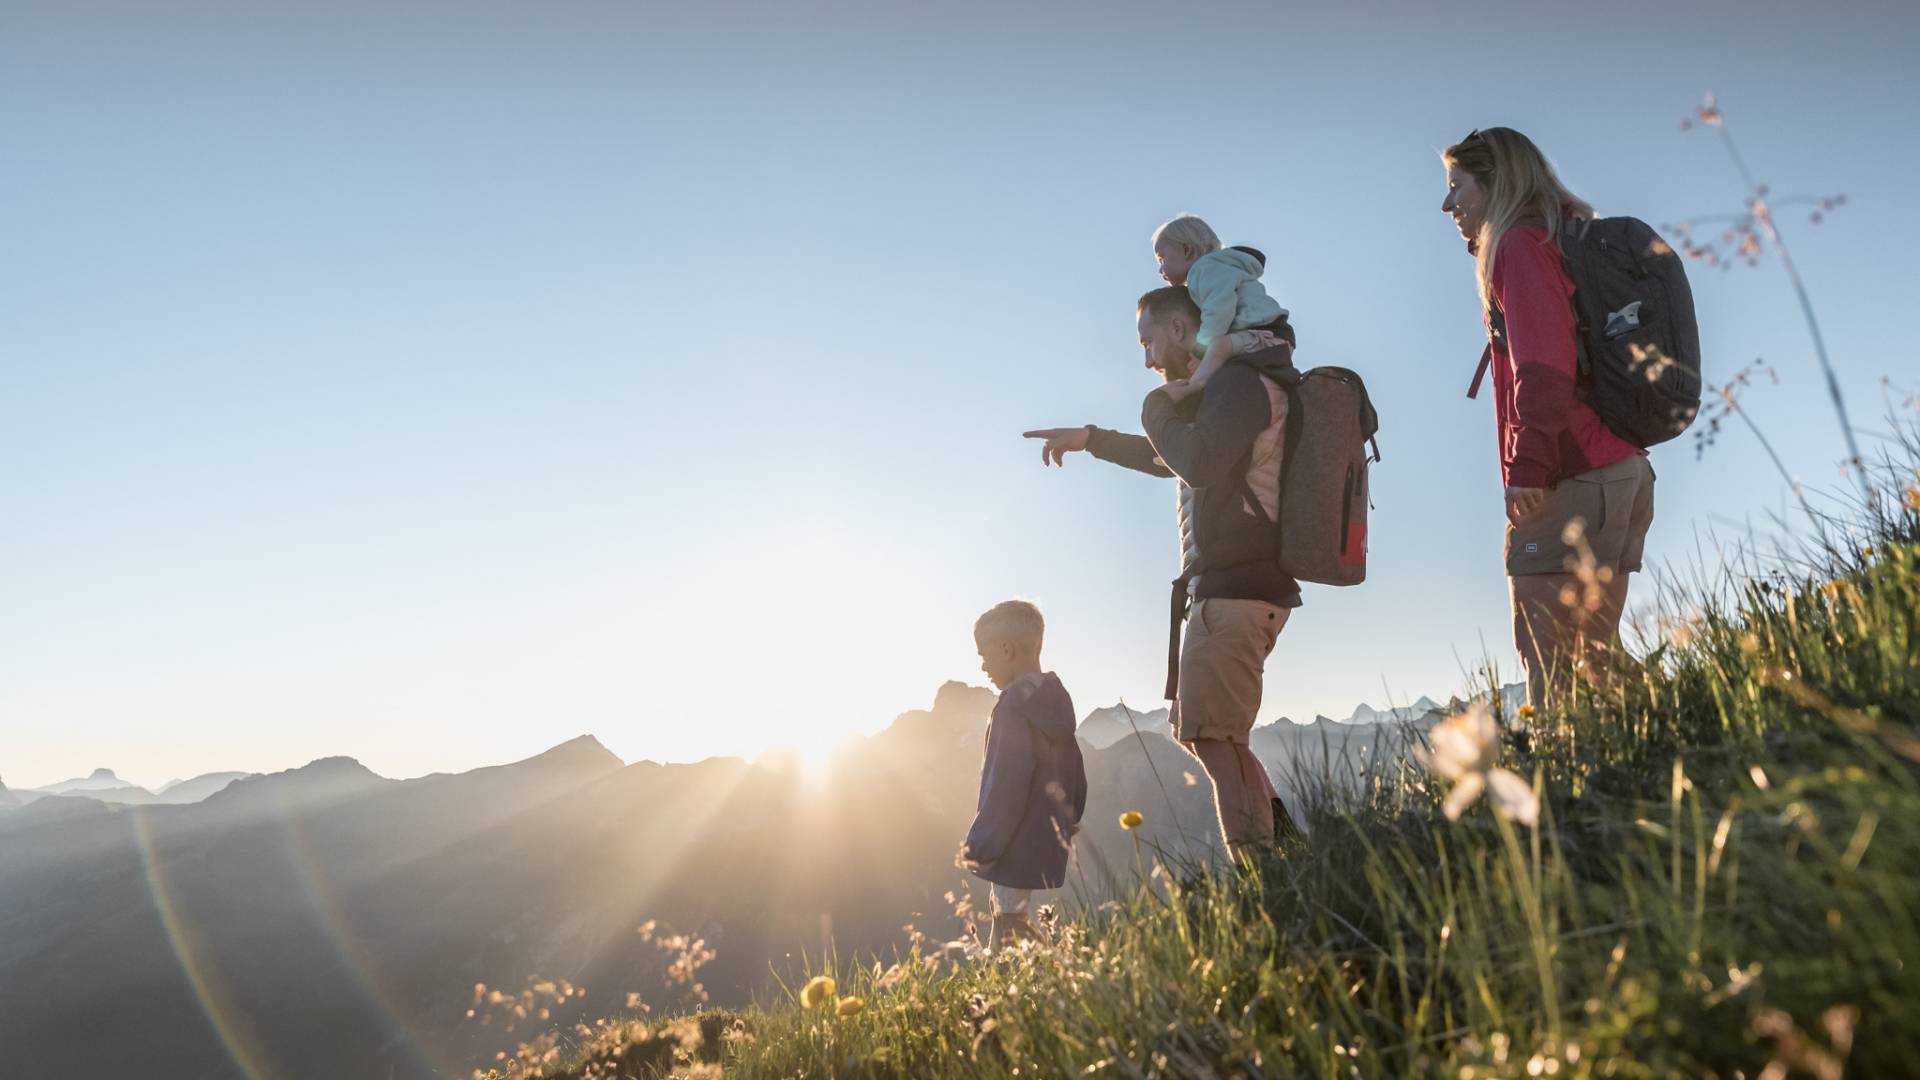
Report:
974,599,1045,653
1151,213,1221,255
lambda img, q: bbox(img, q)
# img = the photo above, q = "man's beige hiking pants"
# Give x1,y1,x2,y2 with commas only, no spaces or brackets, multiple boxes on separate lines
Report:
1171,598,1288,744
1172,598,1291,854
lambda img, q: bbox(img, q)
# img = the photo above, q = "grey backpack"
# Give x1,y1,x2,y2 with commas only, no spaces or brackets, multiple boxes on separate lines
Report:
1240,352,1380,586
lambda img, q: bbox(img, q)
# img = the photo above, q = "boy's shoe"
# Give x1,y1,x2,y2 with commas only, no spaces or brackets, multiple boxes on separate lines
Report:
988,914,1038,954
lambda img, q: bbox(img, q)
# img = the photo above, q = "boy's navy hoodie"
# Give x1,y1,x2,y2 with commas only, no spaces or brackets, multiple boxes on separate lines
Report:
962,671,1088,890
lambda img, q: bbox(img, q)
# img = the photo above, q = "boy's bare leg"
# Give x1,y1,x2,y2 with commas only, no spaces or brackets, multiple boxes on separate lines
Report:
986,884,1036,951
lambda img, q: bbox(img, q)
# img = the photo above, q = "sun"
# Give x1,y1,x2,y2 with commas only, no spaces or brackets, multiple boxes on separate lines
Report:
573,524,956,767
755,734,854,785
792,739,841,781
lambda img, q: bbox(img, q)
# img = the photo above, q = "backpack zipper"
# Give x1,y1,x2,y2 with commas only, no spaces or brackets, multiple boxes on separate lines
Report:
1339,464,1355,555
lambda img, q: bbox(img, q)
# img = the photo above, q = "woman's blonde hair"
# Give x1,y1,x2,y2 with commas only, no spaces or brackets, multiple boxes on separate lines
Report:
1151,213,1222,255
1442,128,1593,311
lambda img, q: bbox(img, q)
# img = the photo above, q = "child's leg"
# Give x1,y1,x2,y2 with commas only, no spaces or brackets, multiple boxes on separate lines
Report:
1229,329,1281,355
1190,330,1282,388
988,884,1035,949
1186,334,1237,388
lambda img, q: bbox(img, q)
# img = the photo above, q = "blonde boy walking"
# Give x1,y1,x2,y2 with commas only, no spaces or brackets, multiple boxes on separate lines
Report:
959,601,1087,949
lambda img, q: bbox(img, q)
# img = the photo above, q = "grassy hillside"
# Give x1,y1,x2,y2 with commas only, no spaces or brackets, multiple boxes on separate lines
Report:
485,455,1920,1079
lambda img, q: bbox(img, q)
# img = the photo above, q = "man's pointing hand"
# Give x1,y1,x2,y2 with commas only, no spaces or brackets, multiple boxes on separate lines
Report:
1023,427,1091,467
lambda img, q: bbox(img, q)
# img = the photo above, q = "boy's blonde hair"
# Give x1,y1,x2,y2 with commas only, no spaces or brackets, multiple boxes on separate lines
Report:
1151,213,1222,255
974,600,1045,653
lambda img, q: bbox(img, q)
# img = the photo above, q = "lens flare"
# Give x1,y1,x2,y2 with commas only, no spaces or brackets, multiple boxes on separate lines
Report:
132,799,454,1077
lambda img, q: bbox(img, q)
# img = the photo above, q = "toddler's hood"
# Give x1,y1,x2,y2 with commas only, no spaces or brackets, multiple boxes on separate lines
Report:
1198,246,1268,279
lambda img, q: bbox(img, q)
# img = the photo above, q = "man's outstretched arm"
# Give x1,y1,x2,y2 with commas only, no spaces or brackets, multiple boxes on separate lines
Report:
1023,426,1175,479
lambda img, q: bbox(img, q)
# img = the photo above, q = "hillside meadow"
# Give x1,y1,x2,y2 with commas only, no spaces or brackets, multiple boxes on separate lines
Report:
481,447,1920,1078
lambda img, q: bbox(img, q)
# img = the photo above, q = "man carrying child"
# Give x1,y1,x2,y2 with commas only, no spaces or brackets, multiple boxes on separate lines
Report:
1023,214,1301,863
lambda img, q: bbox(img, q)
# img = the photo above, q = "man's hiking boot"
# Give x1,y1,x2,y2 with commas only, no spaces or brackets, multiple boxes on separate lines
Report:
1273,797,1304,844
1503,724,1533,757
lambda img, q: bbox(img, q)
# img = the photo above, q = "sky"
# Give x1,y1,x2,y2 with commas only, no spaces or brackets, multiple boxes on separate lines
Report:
5,0,1918,789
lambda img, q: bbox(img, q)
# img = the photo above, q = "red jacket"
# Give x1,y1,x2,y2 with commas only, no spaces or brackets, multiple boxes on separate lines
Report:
1482,225,1641,489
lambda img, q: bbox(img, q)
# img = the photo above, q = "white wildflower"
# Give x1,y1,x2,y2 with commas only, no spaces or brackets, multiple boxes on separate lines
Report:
1416,702,1540,825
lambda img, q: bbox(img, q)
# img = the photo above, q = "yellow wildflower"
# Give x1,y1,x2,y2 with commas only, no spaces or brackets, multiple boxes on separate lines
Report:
799,975,836,1009
1118,811,1144,830
835,996,865,1017
1517,704,1537,721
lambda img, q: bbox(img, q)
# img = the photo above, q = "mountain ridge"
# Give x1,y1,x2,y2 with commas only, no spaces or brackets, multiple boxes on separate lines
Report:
0,679,1517,1077
12,767,261,808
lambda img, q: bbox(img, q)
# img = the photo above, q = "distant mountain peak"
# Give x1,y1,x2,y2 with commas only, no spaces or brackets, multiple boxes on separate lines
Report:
932,680,996,715
530,735,624,770
147,771,254,804
36,768,145,797
1077,702,1173,750
259,756,380,784
865,682,996,759
201,756,388,813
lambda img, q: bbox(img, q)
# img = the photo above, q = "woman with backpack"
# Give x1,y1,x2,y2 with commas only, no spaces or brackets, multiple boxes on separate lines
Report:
1441,127,1657,713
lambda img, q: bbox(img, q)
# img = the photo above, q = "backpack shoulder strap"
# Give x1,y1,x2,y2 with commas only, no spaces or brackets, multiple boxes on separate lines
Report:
1467,344,1492,399
1554,216,1601,383
1468,292,1507,400
1235,376,1306,563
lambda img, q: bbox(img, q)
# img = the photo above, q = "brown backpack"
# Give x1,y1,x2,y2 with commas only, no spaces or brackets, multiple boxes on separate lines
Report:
1240,355,1380,586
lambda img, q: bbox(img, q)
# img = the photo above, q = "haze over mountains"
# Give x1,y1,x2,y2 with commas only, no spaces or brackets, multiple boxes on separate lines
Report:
0,682,1509,1079
6,766,254,807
